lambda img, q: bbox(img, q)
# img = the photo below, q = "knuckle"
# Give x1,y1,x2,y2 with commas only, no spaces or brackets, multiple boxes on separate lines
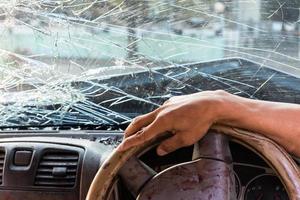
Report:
165,109,177,119
170,96,178,102
129,136,141,145
139,133,146,142
157,113,169,123
168,96,176,101
215,89,227,96
163,96,178,105
136,130,147,141
132,116,143,125
122,139,132,147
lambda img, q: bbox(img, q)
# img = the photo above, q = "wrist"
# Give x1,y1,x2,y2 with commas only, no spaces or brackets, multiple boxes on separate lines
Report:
200,90,235,124
211,90,253,126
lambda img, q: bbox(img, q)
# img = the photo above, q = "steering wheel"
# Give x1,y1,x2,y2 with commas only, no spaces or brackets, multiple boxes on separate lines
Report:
86,125,300,200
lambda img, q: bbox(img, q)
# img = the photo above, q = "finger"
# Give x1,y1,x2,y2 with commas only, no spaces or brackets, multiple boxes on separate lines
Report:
118,118,170,152
124,111,156,138
156,132,193,156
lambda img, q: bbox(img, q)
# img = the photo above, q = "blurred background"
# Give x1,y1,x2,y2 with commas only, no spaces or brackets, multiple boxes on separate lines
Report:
0,0,299,75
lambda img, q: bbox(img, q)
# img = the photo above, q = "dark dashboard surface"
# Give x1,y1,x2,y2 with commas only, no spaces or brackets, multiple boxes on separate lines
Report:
0,131,117,200
0,130,292,200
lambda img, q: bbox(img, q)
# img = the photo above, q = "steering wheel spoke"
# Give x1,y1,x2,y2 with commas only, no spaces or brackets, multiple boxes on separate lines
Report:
193,131,232,163
137,158,236,200
136,132,236,200
119,156,156,197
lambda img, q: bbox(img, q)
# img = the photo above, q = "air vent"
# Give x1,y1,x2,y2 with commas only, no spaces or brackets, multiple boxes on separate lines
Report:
35,150,79,188
0,150,5,185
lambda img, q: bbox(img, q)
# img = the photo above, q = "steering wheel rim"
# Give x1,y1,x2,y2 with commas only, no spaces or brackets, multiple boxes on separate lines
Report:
86,125,300,200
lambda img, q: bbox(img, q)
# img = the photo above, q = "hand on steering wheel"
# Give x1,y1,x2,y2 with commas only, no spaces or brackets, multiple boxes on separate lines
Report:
119,90,227,156
86,126,300,200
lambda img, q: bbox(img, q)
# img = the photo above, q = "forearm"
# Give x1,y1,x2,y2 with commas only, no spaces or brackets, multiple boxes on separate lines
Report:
216,92,300,156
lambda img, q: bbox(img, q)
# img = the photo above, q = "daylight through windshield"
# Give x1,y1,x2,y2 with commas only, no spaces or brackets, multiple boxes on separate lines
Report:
0,0,299,129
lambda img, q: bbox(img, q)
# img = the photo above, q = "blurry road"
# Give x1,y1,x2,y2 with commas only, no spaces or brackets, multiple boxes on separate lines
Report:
0,25,299,76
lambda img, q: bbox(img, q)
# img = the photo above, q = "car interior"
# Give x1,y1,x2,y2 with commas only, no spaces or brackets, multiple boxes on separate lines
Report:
0,0,299,199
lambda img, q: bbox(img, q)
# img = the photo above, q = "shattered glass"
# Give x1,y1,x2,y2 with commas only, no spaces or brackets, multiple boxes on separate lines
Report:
0,0,299,129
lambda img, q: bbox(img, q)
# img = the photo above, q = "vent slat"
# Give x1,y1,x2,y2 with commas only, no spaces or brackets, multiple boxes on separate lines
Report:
36,175,76,179
43,156,78,161
40,161,78,166
35,181,75,186
0,150,5,185
35,150,79,188
37,168,77,173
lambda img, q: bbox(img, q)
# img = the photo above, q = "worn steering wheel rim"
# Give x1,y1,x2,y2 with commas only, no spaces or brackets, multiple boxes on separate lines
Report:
86,125,300,200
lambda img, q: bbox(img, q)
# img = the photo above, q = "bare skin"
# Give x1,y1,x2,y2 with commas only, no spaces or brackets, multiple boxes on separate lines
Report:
118,90,300,157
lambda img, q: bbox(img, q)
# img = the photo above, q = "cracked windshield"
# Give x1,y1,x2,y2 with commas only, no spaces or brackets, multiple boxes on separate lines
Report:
0,0,299,129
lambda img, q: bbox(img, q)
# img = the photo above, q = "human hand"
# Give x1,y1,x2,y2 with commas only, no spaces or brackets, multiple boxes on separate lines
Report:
118,90,229,156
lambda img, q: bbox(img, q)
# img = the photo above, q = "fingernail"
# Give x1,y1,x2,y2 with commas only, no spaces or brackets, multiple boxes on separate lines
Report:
157,148,167,156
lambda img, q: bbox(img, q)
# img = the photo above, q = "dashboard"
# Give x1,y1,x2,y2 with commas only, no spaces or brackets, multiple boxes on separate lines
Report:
0,130,294,200
230,142,289,200
0,130,118,200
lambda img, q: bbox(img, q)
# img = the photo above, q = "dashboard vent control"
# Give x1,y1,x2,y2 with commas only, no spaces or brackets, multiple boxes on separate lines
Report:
14,150,32,166
35,150,79,188
0,149,5,185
